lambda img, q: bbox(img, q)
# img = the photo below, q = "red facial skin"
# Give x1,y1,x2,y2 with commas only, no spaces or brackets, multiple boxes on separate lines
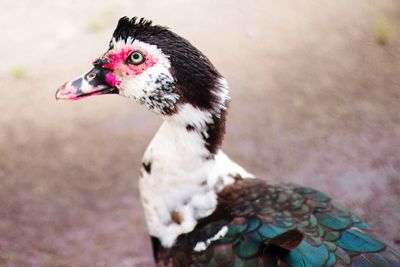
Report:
105,72,121,87
100,45,158,87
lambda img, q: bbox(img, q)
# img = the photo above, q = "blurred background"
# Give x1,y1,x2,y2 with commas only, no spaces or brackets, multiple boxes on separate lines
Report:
0,0,399,266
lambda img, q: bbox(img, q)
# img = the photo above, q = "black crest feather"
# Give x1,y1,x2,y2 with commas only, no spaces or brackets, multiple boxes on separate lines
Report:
111,16,165,46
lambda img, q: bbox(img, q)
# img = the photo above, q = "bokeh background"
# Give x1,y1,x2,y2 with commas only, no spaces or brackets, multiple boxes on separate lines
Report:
0,0,399,266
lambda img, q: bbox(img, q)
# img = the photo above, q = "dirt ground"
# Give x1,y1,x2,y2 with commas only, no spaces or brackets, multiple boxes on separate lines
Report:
0,0,399,266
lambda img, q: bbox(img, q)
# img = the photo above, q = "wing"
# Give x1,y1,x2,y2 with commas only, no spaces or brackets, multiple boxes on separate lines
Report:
155,179,400,267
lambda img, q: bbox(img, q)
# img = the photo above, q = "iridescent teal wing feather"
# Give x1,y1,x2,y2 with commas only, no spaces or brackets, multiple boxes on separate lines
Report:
155,179,400,267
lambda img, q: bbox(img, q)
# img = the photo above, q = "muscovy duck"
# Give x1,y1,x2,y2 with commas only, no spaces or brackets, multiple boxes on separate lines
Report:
56,17,400,266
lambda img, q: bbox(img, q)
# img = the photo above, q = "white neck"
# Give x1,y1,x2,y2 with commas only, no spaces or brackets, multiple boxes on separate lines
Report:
138,104,253,247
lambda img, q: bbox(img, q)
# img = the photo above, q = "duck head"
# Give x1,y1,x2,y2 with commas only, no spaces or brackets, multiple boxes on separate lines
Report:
56,17,228,117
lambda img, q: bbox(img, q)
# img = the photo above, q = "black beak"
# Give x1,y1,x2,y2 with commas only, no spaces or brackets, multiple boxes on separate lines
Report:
56,67,118,100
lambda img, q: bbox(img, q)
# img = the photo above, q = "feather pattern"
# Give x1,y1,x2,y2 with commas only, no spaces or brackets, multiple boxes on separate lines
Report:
154,179,400,266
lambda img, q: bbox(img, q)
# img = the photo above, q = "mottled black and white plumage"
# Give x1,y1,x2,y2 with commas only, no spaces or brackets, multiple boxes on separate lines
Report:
56,17,400,266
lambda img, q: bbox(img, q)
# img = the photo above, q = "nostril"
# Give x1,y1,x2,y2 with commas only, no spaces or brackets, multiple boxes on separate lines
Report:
87,73,96,80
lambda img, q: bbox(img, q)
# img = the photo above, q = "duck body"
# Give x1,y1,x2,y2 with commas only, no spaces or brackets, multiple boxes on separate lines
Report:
153,178,400,266
55,17,400,267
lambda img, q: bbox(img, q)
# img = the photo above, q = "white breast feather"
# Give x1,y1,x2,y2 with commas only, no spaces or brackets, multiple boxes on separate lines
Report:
139,105,253,247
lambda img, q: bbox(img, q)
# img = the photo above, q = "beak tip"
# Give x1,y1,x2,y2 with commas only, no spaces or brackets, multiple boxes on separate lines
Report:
55,88,62,101
55,83,69,101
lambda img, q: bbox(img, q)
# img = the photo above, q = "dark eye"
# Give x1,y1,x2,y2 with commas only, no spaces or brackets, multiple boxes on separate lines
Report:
127,50,145,65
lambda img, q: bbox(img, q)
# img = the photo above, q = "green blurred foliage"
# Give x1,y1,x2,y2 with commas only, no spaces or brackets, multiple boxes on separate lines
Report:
10,66,26,79
373,9,396,45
